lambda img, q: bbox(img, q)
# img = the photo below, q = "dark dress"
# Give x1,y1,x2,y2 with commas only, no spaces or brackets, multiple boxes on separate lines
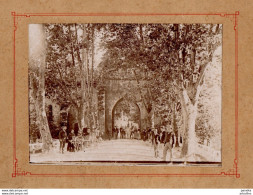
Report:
59,130,67,153
67,132,75,152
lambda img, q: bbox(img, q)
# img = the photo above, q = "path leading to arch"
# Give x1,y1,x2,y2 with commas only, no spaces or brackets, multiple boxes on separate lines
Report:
30,139,179,163
82,139,157,161
30,139,213,164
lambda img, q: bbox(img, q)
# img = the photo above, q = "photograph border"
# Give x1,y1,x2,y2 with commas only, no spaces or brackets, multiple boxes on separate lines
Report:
11,11,239,178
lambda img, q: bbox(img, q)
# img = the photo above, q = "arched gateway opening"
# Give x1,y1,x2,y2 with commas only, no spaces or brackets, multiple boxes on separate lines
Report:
112,98,141,134
104,78,147,139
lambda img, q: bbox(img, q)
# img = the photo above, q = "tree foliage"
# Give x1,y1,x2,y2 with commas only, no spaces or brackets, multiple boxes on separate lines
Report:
100,23,222,156
100,23,221,121
44,23,104,130
30,23,222,156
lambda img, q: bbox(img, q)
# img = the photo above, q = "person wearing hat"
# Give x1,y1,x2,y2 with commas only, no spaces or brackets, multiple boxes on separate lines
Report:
67,129,75,152
153,128,160,158
112,126,116,139
59,126,67,154
162,126,174,161
75,132,84,151
83,128,90,149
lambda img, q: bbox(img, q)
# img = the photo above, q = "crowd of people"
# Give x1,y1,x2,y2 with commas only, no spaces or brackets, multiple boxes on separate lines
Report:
57,125,176,162
58,126,102,154
112,126,176,161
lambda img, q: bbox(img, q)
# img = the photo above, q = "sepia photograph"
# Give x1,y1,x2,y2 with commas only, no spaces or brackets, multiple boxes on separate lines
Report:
29,23,222,166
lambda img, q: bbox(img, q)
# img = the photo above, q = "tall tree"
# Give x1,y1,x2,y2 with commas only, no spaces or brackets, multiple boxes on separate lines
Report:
101,24,222,158
29,24,52,152
45,24,101,132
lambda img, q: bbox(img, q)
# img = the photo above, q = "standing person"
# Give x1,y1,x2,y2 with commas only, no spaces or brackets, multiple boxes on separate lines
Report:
160,127,166,144
147,128,151,142
59,126,67,154
137,129,141,140
114,126,117,139
115,127,119,139
163,127,174,162
75,132,84,152
151,129,155,146
153,129,160,158
121,128,124,139
130,129,134,139
126,126,130,139
124,128,126,139
118,128,121,139
120,128,123,139
144,129,148,141
67,129,75,152
158,127,165,156
83,128,90,148
121,128,125,139
112,126,116,139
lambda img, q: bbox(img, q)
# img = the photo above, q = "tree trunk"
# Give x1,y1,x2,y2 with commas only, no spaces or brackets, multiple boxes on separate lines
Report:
90,26,96,130
173,109,180,147
186,104,197,158
179,88,198,159
144,111,152,129
175,130,179,147
29,24,52,152
151,109,155,128
77,103,85,133
92,110,97,129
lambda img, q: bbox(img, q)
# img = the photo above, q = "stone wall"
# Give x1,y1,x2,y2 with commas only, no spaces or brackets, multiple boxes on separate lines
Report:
45,98,61,127
104,79,148,137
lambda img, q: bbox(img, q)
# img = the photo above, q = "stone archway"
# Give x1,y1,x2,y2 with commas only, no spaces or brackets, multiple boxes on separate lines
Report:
104,78,148,138
111,97,141,130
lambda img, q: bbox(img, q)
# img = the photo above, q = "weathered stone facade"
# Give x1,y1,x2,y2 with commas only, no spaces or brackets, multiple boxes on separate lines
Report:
33,76,161,140
104,78,149,136
45,98,61,127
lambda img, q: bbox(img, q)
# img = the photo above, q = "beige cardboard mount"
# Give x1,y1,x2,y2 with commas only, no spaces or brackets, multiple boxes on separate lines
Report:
0,0,252,188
